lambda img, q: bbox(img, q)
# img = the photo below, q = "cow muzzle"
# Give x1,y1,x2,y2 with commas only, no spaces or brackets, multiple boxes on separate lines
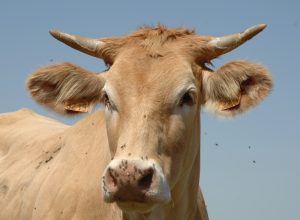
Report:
102,159,171,209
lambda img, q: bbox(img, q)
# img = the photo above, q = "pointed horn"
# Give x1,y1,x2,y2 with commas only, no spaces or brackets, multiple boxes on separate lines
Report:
207,24,267,59
49,30,105,58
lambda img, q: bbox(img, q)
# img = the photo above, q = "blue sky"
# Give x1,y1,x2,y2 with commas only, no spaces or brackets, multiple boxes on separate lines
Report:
1,1,299,219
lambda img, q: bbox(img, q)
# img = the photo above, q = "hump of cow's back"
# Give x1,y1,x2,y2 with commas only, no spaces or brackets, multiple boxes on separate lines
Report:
0,108,68,159
0,109,70,219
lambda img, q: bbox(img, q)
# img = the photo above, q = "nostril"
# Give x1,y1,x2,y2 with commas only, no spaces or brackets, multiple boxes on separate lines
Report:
138,168,154,190
107,168,118,187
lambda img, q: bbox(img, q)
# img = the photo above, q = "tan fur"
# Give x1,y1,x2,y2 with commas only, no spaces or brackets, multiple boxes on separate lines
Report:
0,110,112,219
99,25,211,65
203,60,272,117
1,25,273,220
26,63,105,114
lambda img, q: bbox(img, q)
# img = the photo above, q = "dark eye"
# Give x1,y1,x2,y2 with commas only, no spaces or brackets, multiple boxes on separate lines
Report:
179,91,195,107
102,92,112,109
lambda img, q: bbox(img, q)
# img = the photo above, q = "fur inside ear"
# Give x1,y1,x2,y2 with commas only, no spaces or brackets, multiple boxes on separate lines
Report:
26,62,105,115
203,60,273,117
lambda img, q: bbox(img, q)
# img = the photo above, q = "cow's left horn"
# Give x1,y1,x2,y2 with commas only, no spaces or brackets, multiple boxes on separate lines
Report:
49,30,105,59
207,24,267,59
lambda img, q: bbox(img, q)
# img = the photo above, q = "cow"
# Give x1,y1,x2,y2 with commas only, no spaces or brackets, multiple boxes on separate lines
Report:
0,24,272,220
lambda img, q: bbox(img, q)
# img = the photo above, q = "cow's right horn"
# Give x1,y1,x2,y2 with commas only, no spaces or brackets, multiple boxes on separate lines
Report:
49,30,106,59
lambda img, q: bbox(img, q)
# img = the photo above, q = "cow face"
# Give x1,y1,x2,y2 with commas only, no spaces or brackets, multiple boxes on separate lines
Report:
100,48,202,212
27,25,272,213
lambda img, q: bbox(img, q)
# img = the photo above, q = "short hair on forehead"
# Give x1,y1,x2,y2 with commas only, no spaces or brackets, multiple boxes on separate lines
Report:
105,25,197,60
116,25,196,47
99,25,207,65
130,25,195,39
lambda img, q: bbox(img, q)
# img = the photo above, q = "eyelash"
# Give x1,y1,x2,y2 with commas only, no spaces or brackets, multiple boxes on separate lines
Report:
102,90,195,110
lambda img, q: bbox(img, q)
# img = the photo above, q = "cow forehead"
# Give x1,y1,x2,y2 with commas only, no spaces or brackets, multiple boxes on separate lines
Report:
107,49,195,91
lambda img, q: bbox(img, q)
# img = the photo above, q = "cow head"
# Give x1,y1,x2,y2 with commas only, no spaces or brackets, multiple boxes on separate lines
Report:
26,24,272,213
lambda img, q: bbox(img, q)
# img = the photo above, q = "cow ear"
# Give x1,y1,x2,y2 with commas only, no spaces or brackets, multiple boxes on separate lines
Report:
202,60,272,117
26,63,105,115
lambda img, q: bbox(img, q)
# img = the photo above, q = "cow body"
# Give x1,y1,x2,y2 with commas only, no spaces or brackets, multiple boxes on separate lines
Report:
1,109,110,219
0,25,272,219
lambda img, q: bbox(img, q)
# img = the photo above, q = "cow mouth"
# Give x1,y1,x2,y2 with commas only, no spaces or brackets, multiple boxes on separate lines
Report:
116,200,157,213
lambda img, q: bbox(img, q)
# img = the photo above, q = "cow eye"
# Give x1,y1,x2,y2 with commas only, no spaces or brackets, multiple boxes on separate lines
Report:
102,92,112,110
179,91,195,107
